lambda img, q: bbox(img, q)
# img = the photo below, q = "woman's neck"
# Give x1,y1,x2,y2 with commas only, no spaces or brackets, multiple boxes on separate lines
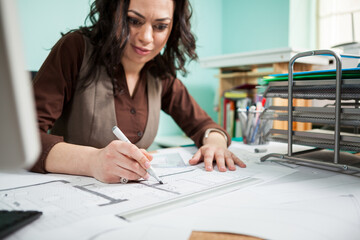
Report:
121,60,145,97
121,59,144,77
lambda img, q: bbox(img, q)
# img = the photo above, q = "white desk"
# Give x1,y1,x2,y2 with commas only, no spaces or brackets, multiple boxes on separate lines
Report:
1,142,360,240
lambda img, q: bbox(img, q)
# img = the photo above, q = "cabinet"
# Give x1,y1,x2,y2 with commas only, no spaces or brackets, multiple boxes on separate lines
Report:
200,48,330,130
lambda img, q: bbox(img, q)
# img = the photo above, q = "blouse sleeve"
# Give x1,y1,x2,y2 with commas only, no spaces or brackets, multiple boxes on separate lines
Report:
161,78,231,148
30,32,85,173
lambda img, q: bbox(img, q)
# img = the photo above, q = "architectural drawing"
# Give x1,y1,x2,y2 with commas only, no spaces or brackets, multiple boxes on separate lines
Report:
0,150,257,239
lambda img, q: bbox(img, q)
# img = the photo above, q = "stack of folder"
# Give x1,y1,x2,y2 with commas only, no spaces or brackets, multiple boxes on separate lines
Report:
262,67,360,100
260,67,360,152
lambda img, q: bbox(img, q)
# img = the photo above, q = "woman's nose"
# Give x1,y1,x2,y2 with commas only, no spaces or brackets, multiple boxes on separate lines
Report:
138,24,153,45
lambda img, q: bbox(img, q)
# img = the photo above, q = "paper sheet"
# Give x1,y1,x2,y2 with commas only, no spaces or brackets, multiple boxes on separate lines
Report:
126,166,360,240
0,148,257,240
2,143,360,240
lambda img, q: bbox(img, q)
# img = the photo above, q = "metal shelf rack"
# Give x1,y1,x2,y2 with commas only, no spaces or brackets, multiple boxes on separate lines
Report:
260,50,360,172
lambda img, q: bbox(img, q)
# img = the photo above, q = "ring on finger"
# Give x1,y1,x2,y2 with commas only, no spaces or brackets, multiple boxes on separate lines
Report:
119,177,128,184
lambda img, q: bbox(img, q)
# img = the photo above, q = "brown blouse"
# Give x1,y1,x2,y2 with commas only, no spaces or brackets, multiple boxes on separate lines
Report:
31,31,230,173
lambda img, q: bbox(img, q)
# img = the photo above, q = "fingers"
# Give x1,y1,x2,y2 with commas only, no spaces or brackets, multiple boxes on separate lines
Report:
220,152,246,170
224,151,236,171
101,165,146,184
214,151,226,172
189,150,202,165
114,155,149,179
100,141,150,181
94,141,155,183
111,140,151,170
190,149,217,171
189,146,246,172
113,165,146,181
232,153,246,168
140,148,153,161
203,149,215,171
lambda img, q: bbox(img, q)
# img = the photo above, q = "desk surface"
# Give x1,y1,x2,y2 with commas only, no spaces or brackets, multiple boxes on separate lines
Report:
1,142,360,240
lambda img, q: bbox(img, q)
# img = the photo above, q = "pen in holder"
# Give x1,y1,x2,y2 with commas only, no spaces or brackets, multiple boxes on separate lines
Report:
237,107,272,145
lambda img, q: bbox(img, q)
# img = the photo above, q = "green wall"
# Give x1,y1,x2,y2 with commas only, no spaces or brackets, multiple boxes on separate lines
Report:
157,0,223,136
16,0,316,138
16,0,89,71
289,0,317,50
222,0,290,53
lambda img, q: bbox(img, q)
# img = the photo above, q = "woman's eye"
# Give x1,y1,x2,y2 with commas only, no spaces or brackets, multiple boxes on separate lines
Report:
154,24,168,31
128,17,142,26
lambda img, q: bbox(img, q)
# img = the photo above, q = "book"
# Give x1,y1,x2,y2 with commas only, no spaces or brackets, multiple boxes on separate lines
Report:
222,84,258,139
223,83,257,100
226,100,235,137
224,90,248,99
222,97,230,129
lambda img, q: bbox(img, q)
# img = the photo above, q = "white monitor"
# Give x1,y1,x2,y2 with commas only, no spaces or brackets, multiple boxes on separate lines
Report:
0,0,40,169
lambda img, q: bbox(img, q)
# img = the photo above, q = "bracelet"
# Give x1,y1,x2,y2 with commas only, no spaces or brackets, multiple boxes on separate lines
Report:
204,128,228,143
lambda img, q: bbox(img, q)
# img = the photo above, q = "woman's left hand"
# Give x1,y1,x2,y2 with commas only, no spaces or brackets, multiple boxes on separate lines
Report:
188,131,246,171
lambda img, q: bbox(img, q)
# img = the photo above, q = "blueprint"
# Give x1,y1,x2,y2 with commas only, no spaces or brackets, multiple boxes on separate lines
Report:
2,143,357,240
0,147,259,239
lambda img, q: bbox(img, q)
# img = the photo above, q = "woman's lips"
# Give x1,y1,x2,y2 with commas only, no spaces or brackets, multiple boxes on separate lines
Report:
132,45,151,56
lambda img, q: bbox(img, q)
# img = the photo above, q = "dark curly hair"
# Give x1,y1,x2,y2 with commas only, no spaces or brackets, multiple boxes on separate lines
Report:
77,0,198,92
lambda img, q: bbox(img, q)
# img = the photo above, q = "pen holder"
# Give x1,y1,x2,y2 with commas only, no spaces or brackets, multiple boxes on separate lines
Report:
237,108,272,145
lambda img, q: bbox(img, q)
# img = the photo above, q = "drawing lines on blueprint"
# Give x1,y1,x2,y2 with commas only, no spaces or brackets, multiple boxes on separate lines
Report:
0,180,112,231
114,168,257,221
73,184,128,206
0,180,70,192
159,168,195,178
139,182,181,195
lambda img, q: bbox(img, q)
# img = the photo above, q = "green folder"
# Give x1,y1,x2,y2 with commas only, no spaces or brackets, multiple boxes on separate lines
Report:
262,67,360,83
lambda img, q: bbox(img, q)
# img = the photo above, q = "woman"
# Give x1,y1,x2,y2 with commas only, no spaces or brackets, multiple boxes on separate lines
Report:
32,0,246,183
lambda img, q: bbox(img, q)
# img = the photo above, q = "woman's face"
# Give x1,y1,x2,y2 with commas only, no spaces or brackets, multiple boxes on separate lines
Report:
121,0,174,68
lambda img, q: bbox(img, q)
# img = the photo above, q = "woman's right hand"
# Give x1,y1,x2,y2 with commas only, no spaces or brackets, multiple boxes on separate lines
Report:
91,140,152,183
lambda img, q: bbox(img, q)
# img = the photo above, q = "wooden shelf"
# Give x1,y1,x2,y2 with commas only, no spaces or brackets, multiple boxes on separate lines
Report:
200,48,330,130
200,47,330,69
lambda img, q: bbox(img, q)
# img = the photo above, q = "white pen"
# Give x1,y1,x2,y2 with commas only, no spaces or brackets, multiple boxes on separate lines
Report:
112,126,163,184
